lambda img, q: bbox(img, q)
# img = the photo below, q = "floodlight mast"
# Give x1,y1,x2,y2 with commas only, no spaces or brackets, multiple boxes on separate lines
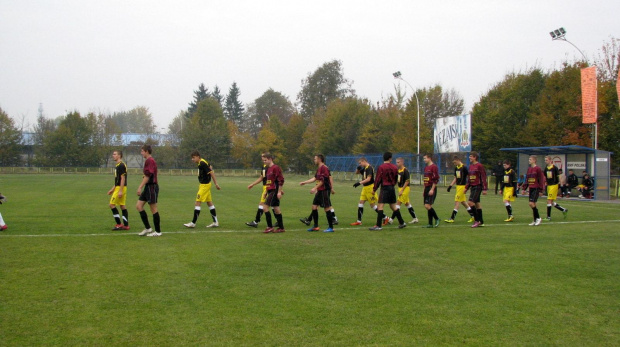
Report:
549,27,596,149
392,71,420,155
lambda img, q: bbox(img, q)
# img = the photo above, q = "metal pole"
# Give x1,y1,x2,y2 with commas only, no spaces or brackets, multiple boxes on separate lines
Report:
395,76,420,155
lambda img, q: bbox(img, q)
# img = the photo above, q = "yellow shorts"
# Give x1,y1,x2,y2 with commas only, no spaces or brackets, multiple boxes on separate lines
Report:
454,185,466,202
547,184,558,200
397,186,410,204
260,185,267,203
196,183,213,203
360,185,378,204
503,187,515,202
109,186,127,206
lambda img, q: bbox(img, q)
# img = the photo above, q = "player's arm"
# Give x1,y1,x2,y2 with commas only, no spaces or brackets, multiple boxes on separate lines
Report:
248,175,263,189
118,174,125,197
137,175,150,196
329,175,336,194
300,177,317,186
209,166,221,190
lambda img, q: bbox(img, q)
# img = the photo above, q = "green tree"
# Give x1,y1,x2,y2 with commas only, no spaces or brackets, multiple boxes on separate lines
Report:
188,83,211,115
180,98,230,167
297,60,355,121
212,85,224,106
229,121,255,169
109,106,155,133
283,114,308,173
315,97,374,155
224,82,245,126
0,107,23,166
244,88,296,136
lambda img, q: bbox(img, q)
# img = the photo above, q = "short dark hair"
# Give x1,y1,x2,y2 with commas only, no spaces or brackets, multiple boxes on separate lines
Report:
141,144,152,154
383,152,392,161
452,155,461,161
503,160,511,166
358,157,367,163
114,150,123,158
315,154,325,163
262,153,273,160
190,150,200,157
470,151,479,160
423,153,433,160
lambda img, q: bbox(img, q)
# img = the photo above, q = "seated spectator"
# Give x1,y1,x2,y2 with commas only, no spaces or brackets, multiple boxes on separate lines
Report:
566,169,579,196
578,173,594,199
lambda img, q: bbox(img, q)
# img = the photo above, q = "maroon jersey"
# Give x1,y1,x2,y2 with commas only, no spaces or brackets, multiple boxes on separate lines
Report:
373,162,399,191
265,164,284,191
143,156,158,185
466,162,487,190
423,163,439,187
315,164,331,191
523,165,545,190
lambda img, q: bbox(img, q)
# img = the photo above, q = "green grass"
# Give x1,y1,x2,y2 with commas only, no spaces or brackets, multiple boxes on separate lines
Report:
0,174,619,346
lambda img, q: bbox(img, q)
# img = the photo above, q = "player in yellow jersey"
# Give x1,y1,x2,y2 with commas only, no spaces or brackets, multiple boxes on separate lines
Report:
350,157,379,226
499,160,518,222
183,150,221,228
385,157,418,225
108,150,130,230
543,156,568,220
445,156,475,223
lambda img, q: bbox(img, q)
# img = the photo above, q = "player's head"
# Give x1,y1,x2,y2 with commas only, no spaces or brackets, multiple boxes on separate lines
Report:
314,154,325,164
358,157,368,166
112,150,123,160
503,160,511,169
452,155,461,165
469,151,479,162
396,157,404,168
383,152,392,162
190,150,201,162
262,152,274,165
141,144,152,158
544,155,552,165
569,169,574,174
423,153,433,164
529,155,537,165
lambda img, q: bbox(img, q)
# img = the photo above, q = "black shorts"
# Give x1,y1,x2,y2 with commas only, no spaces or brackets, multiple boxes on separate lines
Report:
468,186,483,203
312,190,331,208
265,190,280,207
423,186,436,205
139,184,159,204
379,185,397,204
529,188,541,203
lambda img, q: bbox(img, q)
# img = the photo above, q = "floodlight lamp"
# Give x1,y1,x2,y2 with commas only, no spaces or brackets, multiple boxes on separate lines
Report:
559,27,566,34
554,29,561,37
550,31,556,39
393,71,402,78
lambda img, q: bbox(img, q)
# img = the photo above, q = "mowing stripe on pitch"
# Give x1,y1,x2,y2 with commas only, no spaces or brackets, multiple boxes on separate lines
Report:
1,219,619,237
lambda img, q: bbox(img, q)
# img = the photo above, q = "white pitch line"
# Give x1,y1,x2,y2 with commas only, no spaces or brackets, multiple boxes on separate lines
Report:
1,219,619,238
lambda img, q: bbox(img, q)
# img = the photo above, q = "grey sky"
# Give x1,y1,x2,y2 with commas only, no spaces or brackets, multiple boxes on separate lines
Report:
1,0,617,131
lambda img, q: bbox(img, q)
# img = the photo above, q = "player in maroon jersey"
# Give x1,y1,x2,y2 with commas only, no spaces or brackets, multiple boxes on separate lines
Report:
422,153,440,228
369,152,406,230
300,154,336,232
521,155,545,226
464,151,487,228
262,153,285,233
137,145,161,237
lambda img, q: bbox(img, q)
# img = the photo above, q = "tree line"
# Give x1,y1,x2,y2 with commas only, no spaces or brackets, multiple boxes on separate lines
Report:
1,38,618,172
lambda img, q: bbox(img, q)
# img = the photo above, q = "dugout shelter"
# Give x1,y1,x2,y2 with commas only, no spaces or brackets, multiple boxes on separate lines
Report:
500,145,612,200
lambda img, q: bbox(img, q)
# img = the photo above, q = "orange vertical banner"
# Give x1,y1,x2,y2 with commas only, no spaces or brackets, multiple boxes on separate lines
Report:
581,66,597,124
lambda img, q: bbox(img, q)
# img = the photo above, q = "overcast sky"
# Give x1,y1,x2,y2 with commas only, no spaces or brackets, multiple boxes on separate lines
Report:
1,0,617,132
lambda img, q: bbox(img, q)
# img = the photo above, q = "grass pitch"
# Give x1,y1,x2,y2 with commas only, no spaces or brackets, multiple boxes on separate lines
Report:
0,174,619,346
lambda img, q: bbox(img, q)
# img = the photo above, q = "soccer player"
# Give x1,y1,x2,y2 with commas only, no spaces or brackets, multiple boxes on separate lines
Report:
0,192,8,231
445,155,474,223
384,157,418,225
107,150,130,230
422,153,440,228
464,151,487,228
521,155,545,226
262,153,285,233
300,168,338,226
300,154,336,232
499,160,518,222
543,156,568,220
183,150,221,228
350,157,379,226
245,161,268,228
136,145,162,237
369,152,406,230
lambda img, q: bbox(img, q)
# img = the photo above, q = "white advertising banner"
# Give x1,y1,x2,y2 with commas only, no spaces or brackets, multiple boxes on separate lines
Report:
433,114,472,153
